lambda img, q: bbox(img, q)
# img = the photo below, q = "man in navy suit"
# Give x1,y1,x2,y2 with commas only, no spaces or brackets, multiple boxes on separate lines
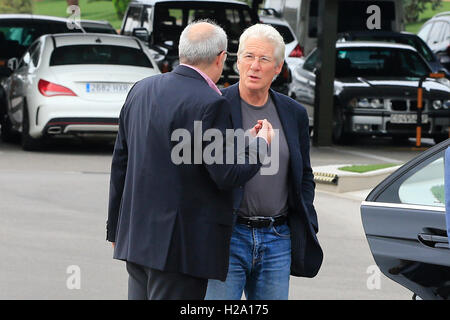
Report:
206,24,323,300
106,21,274,300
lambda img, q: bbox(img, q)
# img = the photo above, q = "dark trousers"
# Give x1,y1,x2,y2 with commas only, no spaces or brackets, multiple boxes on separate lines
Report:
126,261,208,300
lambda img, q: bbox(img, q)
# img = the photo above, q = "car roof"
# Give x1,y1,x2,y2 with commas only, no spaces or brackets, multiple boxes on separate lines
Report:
0,13,69,23
430,11,450,21
339,30,420,39
336,41,417,51
130,0,248,6
44,33,142,48
80,19,113,26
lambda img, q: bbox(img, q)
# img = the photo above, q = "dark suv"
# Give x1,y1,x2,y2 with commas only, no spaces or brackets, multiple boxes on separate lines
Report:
120,0,291,93
0,14,83,78
418,12,450,71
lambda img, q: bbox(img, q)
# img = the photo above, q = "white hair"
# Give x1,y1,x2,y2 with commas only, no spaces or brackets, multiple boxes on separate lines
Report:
237,24,285,66
178,19,228,66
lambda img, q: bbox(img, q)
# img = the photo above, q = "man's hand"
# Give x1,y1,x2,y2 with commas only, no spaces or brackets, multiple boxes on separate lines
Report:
256,119,274,145
249,120,263,137
112,242,115,248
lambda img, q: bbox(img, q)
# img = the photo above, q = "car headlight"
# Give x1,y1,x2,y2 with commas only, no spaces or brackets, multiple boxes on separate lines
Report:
432,100,443,110
348,98,384,109
444,100,450,109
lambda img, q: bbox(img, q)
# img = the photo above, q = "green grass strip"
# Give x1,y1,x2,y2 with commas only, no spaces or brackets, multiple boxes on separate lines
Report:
338,163,399,174
431,185,445,205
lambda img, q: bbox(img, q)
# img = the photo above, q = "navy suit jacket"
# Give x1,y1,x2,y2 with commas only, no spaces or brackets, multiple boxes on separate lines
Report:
445,147,450,238
222,83,323,278
107,66,265,281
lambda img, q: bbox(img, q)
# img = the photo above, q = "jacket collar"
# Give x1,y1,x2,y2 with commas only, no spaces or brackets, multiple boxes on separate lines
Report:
172,65,206,83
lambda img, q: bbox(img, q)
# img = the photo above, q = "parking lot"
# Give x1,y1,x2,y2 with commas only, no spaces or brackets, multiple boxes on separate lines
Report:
0,136,434,300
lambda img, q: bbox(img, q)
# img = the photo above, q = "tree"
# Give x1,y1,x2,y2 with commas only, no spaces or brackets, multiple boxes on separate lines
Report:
403,0,443,23
0,0,32,13
112,0,131,19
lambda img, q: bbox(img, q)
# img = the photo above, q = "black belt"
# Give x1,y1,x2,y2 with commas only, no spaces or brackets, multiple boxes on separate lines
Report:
236,215,287,228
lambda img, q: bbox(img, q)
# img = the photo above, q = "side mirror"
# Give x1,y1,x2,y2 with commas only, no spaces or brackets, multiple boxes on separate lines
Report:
7,58,18,71
132,28,149,43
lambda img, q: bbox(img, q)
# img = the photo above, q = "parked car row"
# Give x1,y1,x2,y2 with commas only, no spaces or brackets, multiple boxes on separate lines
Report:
289,40,450,144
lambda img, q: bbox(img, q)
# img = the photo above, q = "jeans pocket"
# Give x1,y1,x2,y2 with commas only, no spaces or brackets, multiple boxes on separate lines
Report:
272,224,291,238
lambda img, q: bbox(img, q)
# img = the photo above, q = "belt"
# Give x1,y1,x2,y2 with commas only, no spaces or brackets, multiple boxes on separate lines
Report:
236,215,287,228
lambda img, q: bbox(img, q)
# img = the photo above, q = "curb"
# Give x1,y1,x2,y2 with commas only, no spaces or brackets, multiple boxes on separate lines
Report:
313,164,402,193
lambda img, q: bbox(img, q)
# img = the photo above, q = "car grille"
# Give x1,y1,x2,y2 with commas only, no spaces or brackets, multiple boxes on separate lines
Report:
389,99,426,111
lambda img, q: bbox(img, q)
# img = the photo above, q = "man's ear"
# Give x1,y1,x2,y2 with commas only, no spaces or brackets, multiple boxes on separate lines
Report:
275,60,284,75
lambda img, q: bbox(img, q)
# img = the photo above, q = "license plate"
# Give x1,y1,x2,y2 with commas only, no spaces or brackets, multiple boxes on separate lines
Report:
86,83,130,94
390,113,428,124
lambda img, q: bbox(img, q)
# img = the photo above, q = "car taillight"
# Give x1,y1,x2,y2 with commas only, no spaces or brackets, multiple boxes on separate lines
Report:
38,79,77,97
289,44,304,58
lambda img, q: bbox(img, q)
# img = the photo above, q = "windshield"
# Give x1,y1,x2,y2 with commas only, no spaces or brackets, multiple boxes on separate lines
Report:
153,3,255,50
0,21,80,59
335,47,430,78
50,45,153,68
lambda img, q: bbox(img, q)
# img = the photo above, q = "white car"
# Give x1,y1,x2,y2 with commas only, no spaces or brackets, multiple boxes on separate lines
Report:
0,33,160,150
259,14,303,73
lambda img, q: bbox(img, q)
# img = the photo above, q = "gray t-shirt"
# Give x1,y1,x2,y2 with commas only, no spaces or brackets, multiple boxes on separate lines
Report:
238,96,290,218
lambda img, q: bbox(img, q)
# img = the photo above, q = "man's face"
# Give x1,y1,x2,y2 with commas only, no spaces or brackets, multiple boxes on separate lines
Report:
237,37,283,93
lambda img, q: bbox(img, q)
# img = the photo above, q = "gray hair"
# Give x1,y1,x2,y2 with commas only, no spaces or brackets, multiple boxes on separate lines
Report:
237,24,285,66
178,19,228,66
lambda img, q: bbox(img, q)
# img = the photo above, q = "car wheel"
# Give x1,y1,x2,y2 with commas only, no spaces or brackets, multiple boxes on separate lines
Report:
332,106,349,144
21,103,43,151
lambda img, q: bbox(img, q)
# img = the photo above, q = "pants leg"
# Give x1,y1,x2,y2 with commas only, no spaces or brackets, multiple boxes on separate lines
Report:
146,267,208,300
245,223,291,300
126,261,148,300
205,224,253,300
126,261,207,300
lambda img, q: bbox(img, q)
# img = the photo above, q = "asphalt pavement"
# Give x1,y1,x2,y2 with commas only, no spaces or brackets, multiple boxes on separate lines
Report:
0,136,435,299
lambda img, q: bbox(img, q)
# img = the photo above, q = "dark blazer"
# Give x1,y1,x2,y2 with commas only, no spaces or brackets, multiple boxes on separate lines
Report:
222,83,323,278
107,66,265,281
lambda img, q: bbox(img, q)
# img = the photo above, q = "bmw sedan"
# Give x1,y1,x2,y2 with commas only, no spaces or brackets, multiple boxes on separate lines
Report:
0,33,160,150
361,139,450,300
289,42,450,144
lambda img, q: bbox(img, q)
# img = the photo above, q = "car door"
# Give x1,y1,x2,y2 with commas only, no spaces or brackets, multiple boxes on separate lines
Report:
361,140,450,300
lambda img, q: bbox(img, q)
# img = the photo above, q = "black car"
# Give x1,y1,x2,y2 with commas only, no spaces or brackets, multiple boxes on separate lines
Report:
120,0,291,93
338,30,450,78
361,138,450,300
289,41,450,144
0,14,82,77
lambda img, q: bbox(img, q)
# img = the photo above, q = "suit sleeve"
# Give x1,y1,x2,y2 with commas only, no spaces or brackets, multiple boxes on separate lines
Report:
201,97,268,190
106,107,128,242
298,108,319,233
445,147,450,238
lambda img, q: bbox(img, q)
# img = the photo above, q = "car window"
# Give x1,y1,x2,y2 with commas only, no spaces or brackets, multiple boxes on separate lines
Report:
303,50,318,72
267,23,295,44
398,153,445,208
428,21,444,44
142,7,154,32
29,41,41,67
335,47,429,78
441,22,450,42
49,45,153,68
418,22,433,41
82,26,116,34
123,6,143,36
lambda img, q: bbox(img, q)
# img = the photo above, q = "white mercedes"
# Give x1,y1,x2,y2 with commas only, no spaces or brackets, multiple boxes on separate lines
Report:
0,33,160,150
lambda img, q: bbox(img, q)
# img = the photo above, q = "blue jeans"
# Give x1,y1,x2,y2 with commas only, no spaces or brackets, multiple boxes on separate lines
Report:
205,221,291,300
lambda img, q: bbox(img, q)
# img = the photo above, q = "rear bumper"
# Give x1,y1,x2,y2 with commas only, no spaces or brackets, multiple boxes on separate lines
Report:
30,99,122,138
44,117,118,137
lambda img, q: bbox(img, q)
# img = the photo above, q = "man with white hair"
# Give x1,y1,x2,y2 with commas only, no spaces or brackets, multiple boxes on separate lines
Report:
107,20,273,300
206,24,323,300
